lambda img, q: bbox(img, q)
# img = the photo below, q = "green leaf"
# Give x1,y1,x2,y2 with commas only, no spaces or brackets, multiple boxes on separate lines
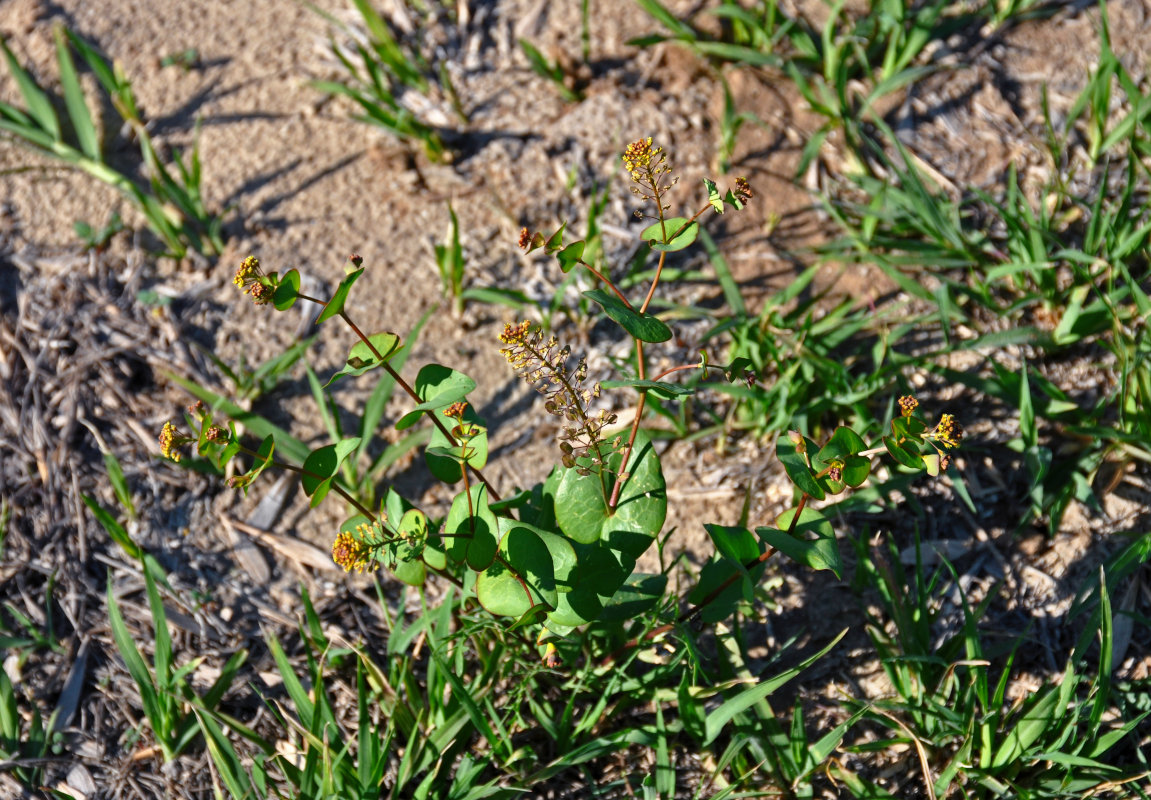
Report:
703,177,724,213
923,452,940,477
841,454,871,487
395,513,432,589
427,415,488,484
758,506,841,579
106,574,165,756
555,430,665,557
301,437,360,507
545,544,630,629
272,268,300,311
776,434,825,500
325,331,402,387
703,629,846,745
598,573,668,621
229,435,275,494
884,436,926,470
544,223,567,253
0,36,60,140
600,379,692,398
641,217,699,252
315,267,364,325
583,289,672,343
476,526,556,617
499,517,578,593
54,27,99,159
83,495,139,560
444,484,498,570
817,426,866,461
396,364,476,430
556,241,585,273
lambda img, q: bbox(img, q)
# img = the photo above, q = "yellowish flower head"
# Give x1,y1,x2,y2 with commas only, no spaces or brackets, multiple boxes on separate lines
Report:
934,414,963,448
159,421,183,462
331,530,378,573
623,137,656,179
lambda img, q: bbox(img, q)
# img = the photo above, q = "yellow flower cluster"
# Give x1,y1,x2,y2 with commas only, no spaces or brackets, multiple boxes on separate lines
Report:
233,255,272,305
622,137,677,206
623,137,657,179
331,529,379,573
158,421,183,462
898,395,919,417
934,414,963,448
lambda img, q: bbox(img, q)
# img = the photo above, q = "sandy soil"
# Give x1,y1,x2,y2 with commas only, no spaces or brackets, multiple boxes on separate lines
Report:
2,0,1150,796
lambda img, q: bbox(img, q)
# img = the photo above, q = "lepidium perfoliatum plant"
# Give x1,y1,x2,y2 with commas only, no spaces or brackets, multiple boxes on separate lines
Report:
159,138,963,662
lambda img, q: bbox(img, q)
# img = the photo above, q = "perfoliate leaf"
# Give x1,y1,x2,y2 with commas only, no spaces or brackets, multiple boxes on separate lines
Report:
301,437,360,507
703,177,724,213
557,241,585,273
272,268,300,311
641,217,699,252
776,433,825,500
325,332,401,387
315,267,364,324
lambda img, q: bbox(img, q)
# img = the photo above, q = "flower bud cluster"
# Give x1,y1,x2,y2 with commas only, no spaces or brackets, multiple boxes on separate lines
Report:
331,521,385,573
233,255,272,305
932,413,963,449
623,137,678,214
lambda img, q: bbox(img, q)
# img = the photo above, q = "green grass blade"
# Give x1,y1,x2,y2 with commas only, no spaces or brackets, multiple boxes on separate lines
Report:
0,37,60,140
106,573,167,757
53,26,99,159
704,629,846,745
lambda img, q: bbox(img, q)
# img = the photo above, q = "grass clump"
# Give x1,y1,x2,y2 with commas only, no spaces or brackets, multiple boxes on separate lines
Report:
0,26,226,258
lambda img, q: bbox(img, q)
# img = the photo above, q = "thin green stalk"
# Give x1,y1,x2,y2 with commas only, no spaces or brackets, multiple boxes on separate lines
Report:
293,290,502,501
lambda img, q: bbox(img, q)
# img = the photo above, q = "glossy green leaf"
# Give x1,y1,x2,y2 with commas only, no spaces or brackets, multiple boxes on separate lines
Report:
817,426,866,461
476,526,556,617
315,266,364,324
891,414,927,442
396,364,476,430
598,573,668,621
641,217,699,252
325,331,401,387
272,268,300,311
583,289,672,343
884,436,926,470
776,434,825,500
444,484,498,570
556,240,585,273
842,454,871,487
555,430,665,557
545,544,630,628
301,437,360,507
758,506,841,579
501,518,577,595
